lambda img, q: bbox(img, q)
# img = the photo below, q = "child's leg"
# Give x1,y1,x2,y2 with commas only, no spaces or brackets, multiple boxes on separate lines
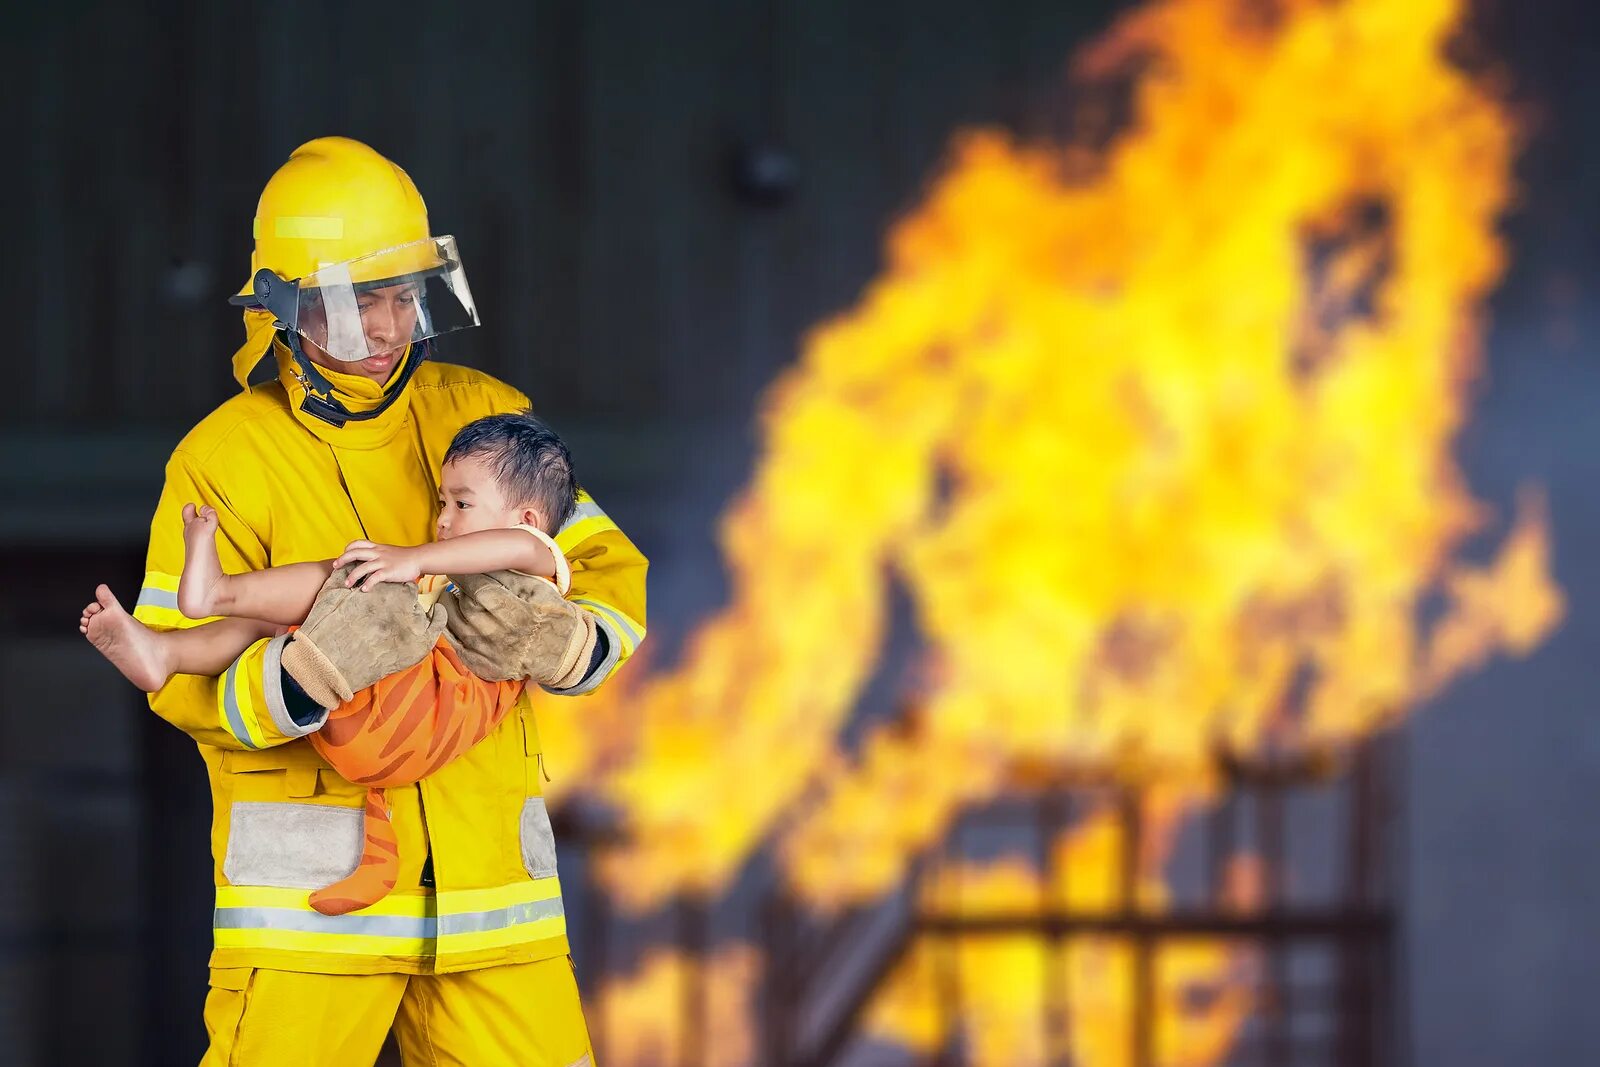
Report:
177,503,333,624
191,561,333,626
81,585,277,692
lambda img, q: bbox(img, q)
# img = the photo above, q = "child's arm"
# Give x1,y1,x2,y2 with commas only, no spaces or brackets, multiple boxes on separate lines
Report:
335,529,558,592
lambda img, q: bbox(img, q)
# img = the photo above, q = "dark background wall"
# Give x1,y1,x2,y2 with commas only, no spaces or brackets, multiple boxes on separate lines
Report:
6,0,1112,429
3,1,1599,1064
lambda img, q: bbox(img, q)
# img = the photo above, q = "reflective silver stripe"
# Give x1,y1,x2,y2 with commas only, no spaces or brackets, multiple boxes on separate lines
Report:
520,797,558,878
571,598,643,649
262,633,327,737
136,586,179,611
558,500,607,533
214,907,438,939
545,613,621,697
220,658,260,749
223,802,362,888
437,896,564,936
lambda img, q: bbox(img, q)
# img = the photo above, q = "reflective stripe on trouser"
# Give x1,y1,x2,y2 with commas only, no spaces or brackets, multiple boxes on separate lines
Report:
212,878,568,969
201,954,596,1067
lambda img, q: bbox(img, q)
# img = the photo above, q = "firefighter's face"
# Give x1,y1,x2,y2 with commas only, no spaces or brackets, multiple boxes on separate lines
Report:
299,282,421,386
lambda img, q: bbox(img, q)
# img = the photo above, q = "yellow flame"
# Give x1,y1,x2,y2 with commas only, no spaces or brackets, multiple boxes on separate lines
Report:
553,0,1562,1061
528,646,652,804
866,809,1257,1067
575,0,1559,912
596,943,761,1067
1418,490,1565,698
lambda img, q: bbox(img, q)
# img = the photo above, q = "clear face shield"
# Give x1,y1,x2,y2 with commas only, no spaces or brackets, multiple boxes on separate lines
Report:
245,235,480,363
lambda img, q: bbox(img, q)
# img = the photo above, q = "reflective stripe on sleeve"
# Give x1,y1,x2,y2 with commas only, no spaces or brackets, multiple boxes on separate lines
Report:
546,611,622,697
555,497,619,554
133,570,224,630
218,649,268,749
570,597,644,658
132,571,185,628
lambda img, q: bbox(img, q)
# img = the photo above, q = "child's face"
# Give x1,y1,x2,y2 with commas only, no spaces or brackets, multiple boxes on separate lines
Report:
436,454,545,540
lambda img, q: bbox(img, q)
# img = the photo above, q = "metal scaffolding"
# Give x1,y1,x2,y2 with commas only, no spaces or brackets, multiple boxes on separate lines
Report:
572,733,1405,1067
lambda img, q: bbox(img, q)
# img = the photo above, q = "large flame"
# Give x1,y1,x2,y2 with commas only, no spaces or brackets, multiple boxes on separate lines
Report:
578,0,1556,912
866,809,1260,1067
554,0,1562,1061
594,943,761,1067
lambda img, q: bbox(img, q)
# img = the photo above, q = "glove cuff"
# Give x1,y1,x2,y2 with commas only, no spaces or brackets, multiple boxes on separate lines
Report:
546,609,598,691
280,633,355,709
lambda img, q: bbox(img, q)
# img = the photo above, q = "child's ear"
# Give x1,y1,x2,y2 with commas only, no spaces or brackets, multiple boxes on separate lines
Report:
521,506,547,532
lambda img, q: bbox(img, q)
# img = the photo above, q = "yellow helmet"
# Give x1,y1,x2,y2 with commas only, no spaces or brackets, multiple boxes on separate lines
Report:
240,136,431,292
229,137,480,409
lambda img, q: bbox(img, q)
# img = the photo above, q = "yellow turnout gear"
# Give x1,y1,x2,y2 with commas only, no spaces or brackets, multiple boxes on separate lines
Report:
201,955,595,1066
137,341,648,977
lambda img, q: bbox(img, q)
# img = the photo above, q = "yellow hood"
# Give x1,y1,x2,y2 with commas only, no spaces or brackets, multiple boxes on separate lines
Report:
232,308,418,448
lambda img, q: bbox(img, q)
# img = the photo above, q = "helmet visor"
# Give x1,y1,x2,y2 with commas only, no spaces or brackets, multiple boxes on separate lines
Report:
291,235,479,362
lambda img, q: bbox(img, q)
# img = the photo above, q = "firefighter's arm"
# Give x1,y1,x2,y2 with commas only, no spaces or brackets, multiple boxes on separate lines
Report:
136,450,327,749
544,489,648,696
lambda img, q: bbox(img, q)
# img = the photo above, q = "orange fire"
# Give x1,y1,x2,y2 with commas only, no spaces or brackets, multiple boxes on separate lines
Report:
545,0,1561,1061
866,809,1260,1067
594,943,761,1067
580,0,1554,908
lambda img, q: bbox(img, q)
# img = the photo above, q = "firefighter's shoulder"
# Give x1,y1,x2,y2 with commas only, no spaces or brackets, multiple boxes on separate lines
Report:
169,379,297,470
411,360,531,416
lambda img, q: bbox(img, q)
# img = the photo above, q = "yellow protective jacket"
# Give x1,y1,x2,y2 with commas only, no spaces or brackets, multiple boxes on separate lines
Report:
135,343,647,976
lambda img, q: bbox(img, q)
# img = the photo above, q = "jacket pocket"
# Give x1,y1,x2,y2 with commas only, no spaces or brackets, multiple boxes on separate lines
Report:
521,706,551,796
221,744,364,801
201,967,255,1064
222,745,320,800
222,801,362,889
519,797,558,879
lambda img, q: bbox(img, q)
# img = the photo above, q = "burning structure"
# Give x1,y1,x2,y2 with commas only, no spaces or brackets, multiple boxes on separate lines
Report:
528,0,1565,1063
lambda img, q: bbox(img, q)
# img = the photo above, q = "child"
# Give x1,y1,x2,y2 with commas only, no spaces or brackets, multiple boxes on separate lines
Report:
82,411,580,914
82,411,575,691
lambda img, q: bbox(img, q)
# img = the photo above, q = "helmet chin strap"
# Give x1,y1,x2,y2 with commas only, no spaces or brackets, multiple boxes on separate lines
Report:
284,330,427,428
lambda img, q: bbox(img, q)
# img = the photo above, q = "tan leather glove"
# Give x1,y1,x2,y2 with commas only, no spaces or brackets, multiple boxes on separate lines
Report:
442,571,598,690
279,564,449,708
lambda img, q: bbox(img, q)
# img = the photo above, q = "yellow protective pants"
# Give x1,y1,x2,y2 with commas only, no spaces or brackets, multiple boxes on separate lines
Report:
200,956,596,1066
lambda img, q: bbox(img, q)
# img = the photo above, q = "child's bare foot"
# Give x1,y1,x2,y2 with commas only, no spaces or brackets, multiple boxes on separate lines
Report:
177,503,227,619
81,585,173,692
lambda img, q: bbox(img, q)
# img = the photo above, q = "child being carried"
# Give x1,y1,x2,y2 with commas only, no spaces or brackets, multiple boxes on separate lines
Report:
81,410,582,915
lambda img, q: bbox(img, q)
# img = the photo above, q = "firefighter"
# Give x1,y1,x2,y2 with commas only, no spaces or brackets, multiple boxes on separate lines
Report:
135,136,646,1064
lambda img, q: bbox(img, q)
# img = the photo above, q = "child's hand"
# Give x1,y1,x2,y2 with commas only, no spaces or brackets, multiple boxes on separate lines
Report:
335,541,426,591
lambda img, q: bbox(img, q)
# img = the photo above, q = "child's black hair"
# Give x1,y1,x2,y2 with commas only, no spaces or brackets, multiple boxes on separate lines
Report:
443,411,578,534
